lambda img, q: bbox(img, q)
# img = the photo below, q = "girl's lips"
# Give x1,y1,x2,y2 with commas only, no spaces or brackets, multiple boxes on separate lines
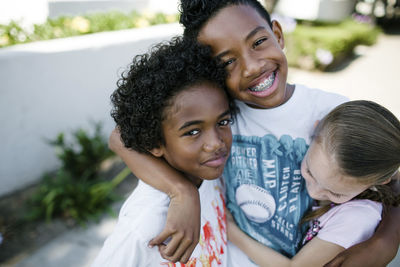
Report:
247,71,279,98
202,154,227,168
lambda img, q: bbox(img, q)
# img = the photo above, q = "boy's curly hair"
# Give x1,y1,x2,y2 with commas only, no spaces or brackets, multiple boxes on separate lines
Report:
179,0,272,39
111,37,234,154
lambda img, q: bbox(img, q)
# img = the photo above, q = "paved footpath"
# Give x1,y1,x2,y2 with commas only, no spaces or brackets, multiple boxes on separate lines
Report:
4,32,400,267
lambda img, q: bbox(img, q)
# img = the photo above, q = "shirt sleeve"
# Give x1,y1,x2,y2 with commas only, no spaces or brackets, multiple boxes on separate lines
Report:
91,217,158,267
316,200,382,249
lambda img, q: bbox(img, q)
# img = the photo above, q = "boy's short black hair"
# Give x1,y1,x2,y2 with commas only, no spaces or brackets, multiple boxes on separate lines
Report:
111,37,234,154
179,0,272,39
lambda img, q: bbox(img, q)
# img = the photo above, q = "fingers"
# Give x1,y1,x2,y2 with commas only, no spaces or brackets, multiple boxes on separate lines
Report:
179,241,197,263
159,235,197,263
160,232,183,257
148,228,174,247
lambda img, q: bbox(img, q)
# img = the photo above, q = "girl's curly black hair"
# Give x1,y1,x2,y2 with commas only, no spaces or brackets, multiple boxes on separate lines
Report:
111,37,235,154
179,0,272,39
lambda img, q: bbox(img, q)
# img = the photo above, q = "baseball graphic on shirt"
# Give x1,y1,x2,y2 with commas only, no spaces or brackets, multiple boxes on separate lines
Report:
235,184,276,223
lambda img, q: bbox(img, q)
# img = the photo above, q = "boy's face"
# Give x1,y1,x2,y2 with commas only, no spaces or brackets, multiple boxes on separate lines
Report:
152,83,232,185
198,5,289,109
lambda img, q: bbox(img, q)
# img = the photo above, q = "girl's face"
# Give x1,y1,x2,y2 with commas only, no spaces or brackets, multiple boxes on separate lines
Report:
198,5,290,109
301,142,371,204
153,83,232,185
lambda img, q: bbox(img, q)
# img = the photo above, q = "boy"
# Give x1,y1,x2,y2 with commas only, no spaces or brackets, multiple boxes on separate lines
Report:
92,37,235,266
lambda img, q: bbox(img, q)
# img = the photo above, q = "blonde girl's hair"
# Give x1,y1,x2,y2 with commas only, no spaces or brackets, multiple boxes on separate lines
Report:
303,100,400,223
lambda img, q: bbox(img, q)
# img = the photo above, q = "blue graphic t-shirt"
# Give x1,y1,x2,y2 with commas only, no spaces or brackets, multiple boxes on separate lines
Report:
224,85,348,257
224,134,312,256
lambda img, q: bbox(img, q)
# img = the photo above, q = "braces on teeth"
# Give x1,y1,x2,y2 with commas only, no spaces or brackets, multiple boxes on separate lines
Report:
250,72,275,92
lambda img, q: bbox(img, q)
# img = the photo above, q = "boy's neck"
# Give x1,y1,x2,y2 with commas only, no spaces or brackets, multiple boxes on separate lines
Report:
185,174,203,188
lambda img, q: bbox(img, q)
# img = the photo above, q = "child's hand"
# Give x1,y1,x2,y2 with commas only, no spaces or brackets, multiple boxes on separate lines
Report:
149,188,201,263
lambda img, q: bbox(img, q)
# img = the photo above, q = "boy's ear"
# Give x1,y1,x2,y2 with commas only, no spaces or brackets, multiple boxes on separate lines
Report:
149,146,164,158
271,20,284,49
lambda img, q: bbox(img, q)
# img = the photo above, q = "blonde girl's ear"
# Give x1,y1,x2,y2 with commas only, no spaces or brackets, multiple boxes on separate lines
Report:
149,147,164,158
313,120,320,130
379,169,400,185
271,20,285,49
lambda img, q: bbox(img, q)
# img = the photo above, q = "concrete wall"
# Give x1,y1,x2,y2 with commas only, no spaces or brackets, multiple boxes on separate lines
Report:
48,0,180,18
0,0,179,25
0,0,49,25
0,23,183,197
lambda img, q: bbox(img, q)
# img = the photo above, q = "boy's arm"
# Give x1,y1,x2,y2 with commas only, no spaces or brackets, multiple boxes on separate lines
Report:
325,177,400,267
109,128,200,263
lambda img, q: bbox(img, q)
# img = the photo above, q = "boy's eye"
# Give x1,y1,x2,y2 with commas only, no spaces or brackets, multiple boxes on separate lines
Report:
222,58,235,68
183,129,200,136
253,38,267,48
219,118,232,126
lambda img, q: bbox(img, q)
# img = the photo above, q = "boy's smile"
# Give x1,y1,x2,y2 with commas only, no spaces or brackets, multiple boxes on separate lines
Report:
198,4,291,109
153,82,232,186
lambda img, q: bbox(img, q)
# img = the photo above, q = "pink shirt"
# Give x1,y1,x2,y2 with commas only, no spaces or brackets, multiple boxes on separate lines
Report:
304,199,382,249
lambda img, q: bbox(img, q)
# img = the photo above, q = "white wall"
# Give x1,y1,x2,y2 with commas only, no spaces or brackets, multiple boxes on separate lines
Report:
0,23,183,197
0,0,179,26
48,0,180,18
0,0,49,25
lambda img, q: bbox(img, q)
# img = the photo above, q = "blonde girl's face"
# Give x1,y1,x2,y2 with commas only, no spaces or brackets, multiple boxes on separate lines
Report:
301,142,371,204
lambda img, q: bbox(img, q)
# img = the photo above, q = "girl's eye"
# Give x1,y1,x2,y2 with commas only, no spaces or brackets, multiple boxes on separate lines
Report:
330,192,344,198
253,38,267,48
184,129,200,136
219,118,232,126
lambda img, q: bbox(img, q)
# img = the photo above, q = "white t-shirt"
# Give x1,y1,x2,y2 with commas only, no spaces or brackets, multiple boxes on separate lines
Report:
304,199,382,249
231,84,349,143
224,84,349,256
92,179,228,267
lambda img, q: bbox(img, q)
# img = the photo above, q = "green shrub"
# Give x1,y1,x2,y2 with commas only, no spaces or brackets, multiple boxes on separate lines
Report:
285,19,381,71
49,123,113,181
26,123,130,223
0,10,179,48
